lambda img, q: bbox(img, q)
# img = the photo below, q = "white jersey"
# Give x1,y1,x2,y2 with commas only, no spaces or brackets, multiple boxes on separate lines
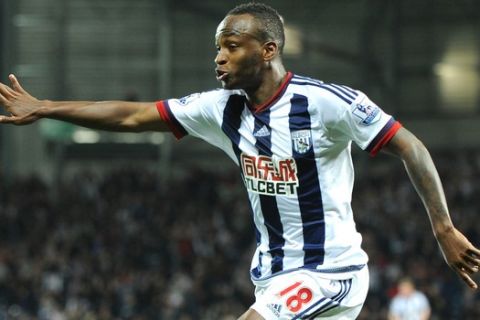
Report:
157,72,401,282
389,291,431,320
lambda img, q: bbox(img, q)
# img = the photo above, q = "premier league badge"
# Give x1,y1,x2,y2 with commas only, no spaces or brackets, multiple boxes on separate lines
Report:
291,130,312,154
352,96,381,125
178,93,201,105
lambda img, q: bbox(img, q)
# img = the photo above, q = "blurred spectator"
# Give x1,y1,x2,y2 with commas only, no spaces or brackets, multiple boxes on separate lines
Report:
388,277,431,320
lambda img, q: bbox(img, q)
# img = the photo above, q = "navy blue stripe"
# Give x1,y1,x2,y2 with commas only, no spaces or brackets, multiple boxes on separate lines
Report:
300,281,346,319
336,280,352,302
365,117,396,153
221,95,244,157
291,80,356,104
311,300,333,317
317,304,339,316
290,80,324,88
254,110,285,274
329,83,357,100
221,95,263,274
340,84,357,96
289,94,325,266
251,252,262,279
290,81,352,104
292,75,324,85
292,298,328,320
251,267,261,279
316,264,365,274
306,302,339,318
304,281,346,319
316,279,353,316
332,280,348,300
307,301,337,319
290,80,322,86
254,110,273,156
322,84,356,103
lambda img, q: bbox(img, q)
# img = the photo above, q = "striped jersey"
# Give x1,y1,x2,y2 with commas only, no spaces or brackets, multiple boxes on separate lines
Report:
157,72,401,282
389,291,430,320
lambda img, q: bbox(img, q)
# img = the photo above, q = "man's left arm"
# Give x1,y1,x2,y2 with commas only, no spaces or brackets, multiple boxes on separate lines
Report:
381,127,480,289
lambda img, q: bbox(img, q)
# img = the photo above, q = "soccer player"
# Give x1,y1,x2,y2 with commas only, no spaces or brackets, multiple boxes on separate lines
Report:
1,3,479,319
388,277,431,320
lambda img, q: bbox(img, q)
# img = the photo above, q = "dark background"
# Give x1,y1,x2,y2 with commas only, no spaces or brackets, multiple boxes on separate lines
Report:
0,0,480,319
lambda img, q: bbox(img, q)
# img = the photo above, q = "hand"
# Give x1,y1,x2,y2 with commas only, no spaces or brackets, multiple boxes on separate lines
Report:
436,226,480,289
0,74,43,125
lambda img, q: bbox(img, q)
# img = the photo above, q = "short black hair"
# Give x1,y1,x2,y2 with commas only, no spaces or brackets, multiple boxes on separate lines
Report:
227,2,285,54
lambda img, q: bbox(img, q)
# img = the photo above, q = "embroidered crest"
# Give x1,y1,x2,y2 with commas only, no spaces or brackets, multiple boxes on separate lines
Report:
291,130,312,154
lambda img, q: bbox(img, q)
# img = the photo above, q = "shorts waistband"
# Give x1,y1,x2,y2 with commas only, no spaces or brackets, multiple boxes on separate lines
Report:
251,264,366,282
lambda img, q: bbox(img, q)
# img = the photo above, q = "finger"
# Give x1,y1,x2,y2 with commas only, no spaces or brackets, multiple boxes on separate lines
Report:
0,92,7,105
0,115,17,123
456,262,478,275
467,247,480,258
463,253,480,268
9,74,26,94
0,83,16,99
464,265,478,274
0,115,29,125
462,274,478,289
454,265,478,289
0,112,37,125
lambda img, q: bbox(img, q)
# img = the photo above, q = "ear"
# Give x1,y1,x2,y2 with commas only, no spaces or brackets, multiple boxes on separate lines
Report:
263,41,279,61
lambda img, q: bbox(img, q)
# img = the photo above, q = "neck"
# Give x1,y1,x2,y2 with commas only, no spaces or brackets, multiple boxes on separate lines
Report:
245,62,287,107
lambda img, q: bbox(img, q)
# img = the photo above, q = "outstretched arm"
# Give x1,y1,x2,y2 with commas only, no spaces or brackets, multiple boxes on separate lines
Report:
382,127,480,289
0,74,167,132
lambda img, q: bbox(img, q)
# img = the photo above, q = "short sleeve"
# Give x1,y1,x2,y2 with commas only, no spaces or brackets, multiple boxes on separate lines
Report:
156,90,230,149
327,90,401,156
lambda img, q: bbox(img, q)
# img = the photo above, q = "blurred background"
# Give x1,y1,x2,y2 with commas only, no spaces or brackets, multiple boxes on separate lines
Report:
0,0,479,319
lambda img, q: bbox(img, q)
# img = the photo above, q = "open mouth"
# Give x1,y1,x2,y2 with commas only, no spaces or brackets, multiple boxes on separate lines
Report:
215,69,229,81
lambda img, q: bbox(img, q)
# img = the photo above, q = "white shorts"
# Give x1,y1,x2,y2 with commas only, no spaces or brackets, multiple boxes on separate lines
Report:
250,266,369,319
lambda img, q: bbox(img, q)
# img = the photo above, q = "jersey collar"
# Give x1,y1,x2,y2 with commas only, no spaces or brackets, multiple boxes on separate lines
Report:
249,71,293,113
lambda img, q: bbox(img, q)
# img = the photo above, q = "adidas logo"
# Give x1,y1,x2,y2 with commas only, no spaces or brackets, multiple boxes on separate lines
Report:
266,303,282,317
254,125,270,137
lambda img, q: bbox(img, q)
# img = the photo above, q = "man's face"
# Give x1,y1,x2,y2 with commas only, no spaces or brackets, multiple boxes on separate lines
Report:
214,14,266,90
398,281,414,296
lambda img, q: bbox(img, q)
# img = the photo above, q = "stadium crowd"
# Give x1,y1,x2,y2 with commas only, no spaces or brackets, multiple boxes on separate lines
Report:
0,150,479,319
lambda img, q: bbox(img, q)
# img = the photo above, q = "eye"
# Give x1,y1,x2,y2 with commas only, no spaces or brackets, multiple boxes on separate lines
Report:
226,43,240,52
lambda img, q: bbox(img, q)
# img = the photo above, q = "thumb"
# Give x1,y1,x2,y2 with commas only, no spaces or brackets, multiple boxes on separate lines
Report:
9,74,26,93
0,115,17,124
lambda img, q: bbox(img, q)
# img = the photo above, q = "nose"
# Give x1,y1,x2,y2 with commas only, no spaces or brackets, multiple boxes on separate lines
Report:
214,49,227,65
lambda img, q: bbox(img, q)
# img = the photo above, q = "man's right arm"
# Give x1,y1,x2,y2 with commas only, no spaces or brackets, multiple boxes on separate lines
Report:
39,100,167,132
0,74,168,132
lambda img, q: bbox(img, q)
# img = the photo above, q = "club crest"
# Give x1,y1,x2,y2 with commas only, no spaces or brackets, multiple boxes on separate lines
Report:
291,130,312,154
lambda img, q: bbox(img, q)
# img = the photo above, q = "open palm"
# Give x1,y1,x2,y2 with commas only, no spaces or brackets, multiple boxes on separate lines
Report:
0,74,43,125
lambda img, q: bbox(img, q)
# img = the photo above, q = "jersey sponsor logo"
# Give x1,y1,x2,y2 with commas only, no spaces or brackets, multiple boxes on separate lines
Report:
241,153,299,196
291,130,312,154
352,99,380,125
178,93,201,105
